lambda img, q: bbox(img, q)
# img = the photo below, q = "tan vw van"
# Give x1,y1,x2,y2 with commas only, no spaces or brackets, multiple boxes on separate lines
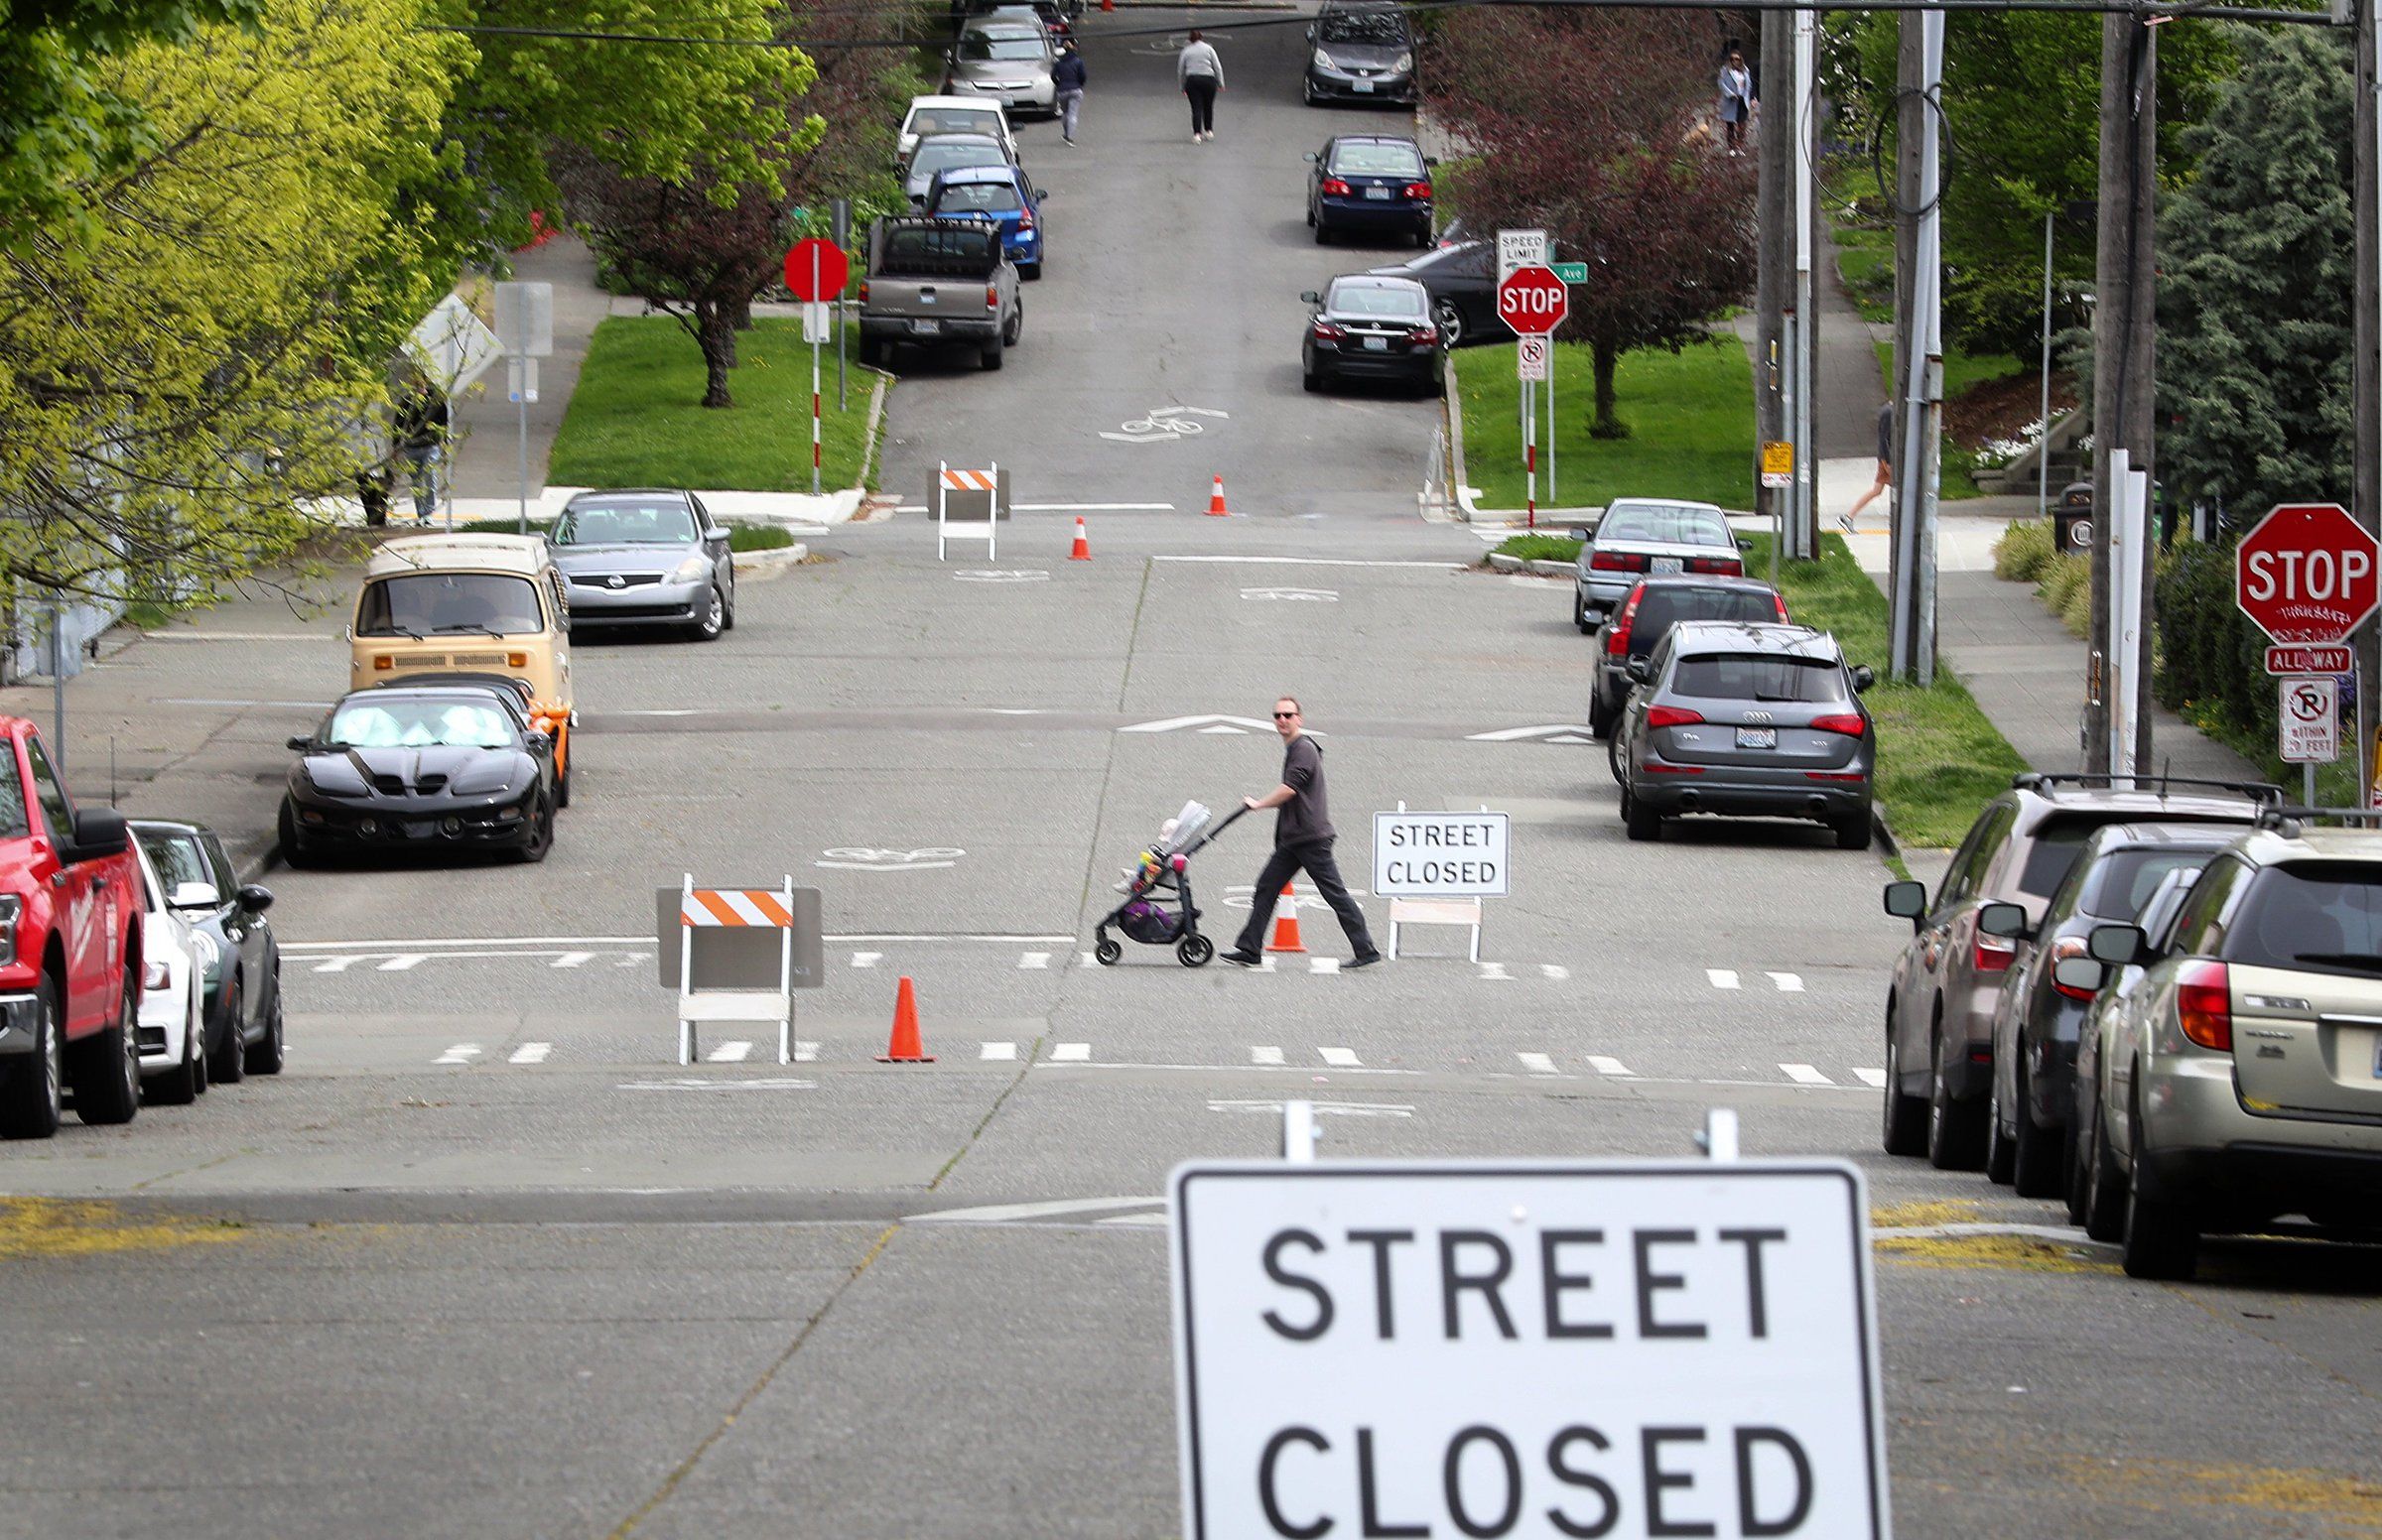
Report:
348,534,577,802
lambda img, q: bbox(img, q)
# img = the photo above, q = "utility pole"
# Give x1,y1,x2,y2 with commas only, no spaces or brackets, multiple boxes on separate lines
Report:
2087,17,2159,776
1756,10,1791,548
1790,4,1819,561
2355,0,2378,805
1888,12,1941,684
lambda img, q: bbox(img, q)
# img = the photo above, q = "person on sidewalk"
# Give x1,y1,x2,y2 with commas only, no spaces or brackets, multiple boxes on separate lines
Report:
1055,40,1088,146
1223,698,1382,970
1178,30,1223,143
1718,50,1754,155
1842,400,1893,534
393,381,450,523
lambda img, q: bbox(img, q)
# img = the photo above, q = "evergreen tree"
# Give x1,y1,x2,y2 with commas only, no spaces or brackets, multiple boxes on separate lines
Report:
2156,25,2353,518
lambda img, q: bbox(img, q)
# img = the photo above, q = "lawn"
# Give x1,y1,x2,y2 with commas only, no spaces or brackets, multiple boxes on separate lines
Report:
1455,337,1755,512
548,318,880,492
1863,339,2028,502
1834,225,1896,325
1490,531,2029,849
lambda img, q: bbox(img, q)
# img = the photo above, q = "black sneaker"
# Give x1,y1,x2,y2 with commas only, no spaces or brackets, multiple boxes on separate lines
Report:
1347,953,1384,970
1221,950,1262,967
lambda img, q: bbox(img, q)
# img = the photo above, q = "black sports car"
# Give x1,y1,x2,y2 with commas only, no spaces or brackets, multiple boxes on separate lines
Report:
278,683,560,865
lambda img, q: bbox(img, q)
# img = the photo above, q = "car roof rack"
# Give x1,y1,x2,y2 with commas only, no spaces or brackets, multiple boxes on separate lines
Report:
2252,805,2382,834
2009,771,2285,805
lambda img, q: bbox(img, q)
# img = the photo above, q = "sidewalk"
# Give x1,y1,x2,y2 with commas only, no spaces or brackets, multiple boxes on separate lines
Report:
448,234,613,501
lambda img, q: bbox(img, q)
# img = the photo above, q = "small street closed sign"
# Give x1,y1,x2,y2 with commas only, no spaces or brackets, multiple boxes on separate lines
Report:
1374,810,1510,897
1169,1160,1889,1540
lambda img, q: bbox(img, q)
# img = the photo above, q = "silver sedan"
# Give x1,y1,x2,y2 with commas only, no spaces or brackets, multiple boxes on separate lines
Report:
548,490,736,641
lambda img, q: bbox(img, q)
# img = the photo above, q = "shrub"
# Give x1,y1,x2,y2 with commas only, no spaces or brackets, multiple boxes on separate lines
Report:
1492,534,1585,564
728,523,794,552
1993,518,2056,582
2037,552,2089,625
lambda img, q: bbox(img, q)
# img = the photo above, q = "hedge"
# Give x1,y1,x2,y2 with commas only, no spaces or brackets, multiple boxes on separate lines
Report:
2155,536,2278,748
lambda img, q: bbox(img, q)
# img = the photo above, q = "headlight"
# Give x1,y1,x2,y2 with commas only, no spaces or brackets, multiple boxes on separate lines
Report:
1312,49,1337,69
0,893,19,967
1392,51,1412,72
144,958,170,991
672,556,711,583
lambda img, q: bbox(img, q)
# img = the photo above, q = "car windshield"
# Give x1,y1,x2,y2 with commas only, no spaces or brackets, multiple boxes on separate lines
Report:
1332,143,1424,178
1628,587,1782,655
554,501,697,547
357,573,544,638
2019,811,2251,901
140,831,214,900
914,139,1005,176
1601,507,1729,547
2079,848,2220,920
2228,861,2382,976
909,108,1000,137
1671,652,1847,704
325,698,520,750
1329,283,1425,318
0,747,28,839
963,32,1046,60
936,182,1022,214
1321,9,1407,43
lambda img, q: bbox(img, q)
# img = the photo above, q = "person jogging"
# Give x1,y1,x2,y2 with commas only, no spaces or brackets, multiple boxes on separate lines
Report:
1054,40,1087,146
1177,30,1224,143
1223,697,1383,969
1841,400,1893,534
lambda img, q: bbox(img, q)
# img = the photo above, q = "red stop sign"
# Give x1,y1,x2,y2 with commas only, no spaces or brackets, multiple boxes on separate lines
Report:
2236,502,2381,643
784,237,850,302
1497,265,1568,336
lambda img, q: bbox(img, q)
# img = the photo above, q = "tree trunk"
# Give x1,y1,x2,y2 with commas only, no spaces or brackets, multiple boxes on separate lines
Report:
697,302,735,409
729,295,755,333
1589,336,1627,439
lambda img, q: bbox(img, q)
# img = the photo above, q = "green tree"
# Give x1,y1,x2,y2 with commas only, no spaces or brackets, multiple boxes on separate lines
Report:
2156,24,2352,517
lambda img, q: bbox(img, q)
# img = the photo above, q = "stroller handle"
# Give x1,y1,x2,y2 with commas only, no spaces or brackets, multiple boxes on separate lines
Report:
1180,803,1250,856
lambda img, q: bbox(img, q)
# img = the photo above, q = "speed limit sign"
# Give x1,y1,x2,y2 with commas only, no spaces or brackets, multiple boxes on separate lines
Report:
1517,335,1550,381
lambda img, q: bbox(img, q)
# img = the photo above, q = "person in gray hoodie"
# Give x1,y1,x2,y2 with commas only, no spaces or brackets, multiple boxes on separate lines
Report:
1177,30,1224,142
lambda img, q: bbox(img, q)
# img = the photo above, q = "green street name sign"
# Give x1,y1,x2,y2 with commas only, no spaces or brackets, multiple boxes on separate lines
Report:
1551,262,1589,283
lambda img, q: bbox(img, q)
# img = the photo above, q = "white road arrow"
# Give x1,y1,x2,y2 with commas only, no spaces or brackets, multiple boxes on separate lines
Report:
1121,713,1275,734
1466,724,1598,744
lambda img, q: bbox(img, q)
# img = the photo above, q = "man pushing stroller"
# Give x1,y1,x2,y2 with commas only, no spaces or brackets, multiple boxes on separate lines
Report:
1223,697,1383,970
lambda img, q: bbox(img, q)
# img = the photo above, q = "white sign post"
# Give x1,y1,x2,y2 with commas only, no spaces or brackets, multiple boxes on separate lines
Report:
1373,807,1509,962
1170,1158,1890,1540
2281,675,2340,806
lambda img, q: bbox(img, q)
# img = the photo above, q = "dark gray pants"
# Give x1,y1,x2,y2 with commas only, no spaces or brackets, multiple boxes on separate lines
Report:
1186,75,1218,134
1234,837,1377,958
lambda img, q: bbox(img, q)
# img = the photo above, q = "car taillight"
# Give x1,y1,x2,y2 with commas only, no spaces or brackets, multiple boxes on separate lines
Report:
1403,181,1433,199
1808,712,1866,735
858,280,869,304
1321,178,1353,195
1410,325,1436,346
1647,705,1703,729
2177,960,2232,1051
1773,592,1790,621
1590,552,1648,573
1018,206,1035,230
1311,320,1346,340
2050,937,2096,1001
1605,586,1646,657
986,285,999,310
1974,927,2017,973
1686,556,1743,575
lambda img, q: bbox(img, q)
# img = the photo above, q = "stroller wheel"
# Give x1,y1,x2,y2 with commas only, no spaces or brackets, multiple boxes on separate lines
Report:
1095,937,1124,966
1176,934,1215,968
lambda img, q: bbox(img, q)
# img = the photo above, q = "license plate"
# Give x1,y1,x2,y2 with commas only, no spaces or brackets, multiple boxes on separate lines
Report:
912,319,942,335
1354,78,1375,92
1363,335,1390,351
1736,727,1777,750
1365,185,1391,199
1652,556,1683,574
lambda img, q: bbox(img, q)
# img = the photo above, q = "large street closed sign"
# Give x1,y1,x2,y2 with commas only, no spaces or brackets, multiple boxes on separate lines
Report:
1170,1161,1888,1540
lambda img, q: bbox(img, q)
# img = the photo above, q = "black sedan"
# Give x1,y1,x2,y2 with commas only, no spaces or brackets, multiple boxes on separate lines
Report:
132,820,284,1082
1305,135,1435,248
1367,239,1506,348
1300,274,1442,395
550,488,736,641
278,683,560,865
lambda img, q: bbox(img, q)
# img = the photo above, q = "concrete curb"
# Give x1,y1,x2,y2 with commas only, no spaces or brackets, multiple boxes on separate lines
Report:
855,369,890,492
731,542,810,574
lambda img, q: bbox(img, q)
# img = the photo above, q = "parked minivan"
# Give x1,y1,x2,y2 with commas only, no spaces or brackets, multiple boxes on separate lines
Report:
347,534,576,804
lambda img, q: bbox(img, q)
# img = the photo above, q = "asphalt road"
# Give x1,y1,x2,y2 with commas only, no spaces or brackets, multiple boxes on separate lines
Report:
0,10,2376,1539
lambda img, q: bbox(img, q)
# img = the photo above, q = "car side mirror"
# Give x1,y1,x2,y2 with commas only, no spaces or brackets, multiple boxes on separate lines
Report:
1568,526,1591,542
1304,151,1320,163
287,735,313,752
1882,880,1926,926
1737,536,1754,551
236,884,275,915
67,807,129,861
2087,922,2148,965
2051,957,2107,994
1424,156,1440,169
1306,24,1317,39
168,880,221,911
1300,290,1322,305
1977,901,2030,941
1851,665,1875,694
1625,657,1653,685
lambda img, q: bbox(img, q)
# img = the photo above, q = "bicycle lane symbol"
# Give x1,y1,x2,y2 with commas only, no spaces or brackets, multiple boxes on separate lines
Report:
1101,406,1231,445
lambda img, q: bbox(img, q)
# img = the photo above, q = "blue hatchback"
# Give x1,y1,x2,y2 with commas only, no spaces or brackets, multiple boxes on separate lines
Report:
924,164,1047,281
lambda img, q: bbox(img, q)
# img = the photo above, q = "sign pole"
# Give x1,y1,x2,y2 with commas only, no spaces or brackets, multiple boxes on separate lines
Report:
1525,399,1536,531
811,245,824,496
49,595,64,769
516,384,529,537
1545,348,1557,506
834,198,851,414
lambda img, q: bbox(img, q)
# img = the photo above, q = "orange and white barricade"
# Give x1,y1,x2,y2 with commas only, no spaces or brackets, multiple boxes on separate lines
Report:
677,873,799,1065
937,461,1001,561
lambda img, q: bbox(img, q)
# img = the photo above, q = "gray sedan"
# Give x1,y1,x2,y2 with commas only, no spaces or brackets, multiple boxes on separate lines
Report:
1571,498,1749,631
945,20,1056,115
1615,621,1876,848
549,490,736,641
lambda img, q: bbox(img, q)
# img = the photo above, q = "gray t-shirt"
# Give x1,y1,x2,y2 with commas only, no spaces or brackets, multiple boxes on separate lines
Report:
1275,734,1334,845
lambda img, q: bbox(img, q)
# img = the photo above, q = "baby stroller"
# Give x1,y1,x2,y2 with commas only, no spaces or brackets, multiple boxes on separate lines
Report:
1093,801,1247,967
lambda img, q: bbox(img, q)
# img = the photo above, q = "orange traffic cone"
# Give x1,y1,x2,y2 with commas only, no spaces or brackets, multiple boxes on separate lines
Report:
1069,516,1091,561
1207,475,1232,517
1265,882,1307,954
877,976,935,1063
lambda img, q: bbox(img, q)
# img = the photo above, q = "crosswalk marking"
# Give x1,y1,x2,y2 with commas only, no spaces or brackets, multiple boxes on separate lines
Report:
1051,1042,1090,1062
1517,1052,1559,1076
1767,971,1805,992
1310,958,1340,974
707,1041,753,1063
508,1043,551,1065
434,1043,481,1065
1780,1063,1832,1086
1539,964,1570,980
377,955,426,972
793,1040,821,1063
1586,1055,1635,1078
311,956,366,973
1019,952,1051,969
550,953,593,969
981,1040,1017,1061
1079,951,1099,968
1853,1067,1886,1088
1317,1047,1362,1068
1478,962,1513,981
851,952,882,968
1707,968,1741,989
1251,1046,1285,1066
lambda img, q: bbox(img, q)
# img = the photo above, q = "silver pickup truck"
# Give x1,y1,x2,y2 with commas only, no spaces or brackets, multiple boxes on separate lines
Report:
857,217,1022,372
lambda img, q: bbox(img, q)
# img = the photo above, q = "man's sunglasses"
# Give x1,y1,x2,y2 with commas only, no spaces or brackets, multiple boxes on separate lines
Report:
1273,710,1299,718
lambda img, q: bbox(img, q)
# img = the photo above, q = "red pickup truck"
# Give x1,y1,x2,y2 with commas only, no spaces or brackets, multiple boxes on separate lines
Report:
0,718,144,1139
